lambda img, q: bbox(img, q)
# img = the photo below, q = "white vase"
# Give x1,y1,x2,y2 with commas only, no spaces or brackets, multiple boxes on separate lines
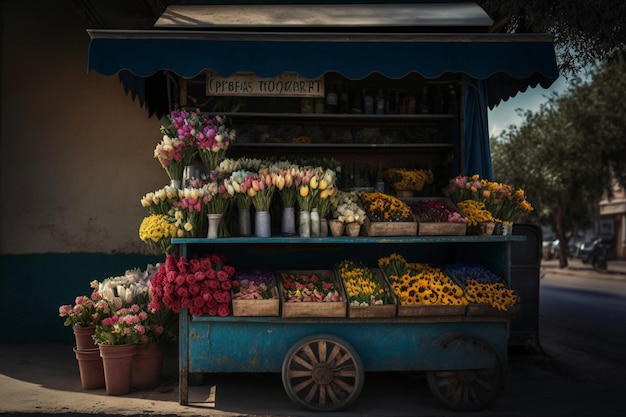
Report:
310,208,320,237
170,179,182,189
299,211,311,238
255,211,271,238
281,207,296,235
238,208,251,236
207,214,222,238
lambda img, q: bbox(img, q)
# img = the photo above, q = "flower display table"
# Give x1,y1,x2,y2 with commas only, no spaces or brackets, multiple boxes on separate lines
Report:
174,234,524,412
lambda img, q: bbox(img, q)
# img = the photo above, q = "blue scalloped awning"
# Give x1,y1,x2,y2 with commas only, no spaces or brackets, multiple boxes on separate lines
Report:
87,30,559,109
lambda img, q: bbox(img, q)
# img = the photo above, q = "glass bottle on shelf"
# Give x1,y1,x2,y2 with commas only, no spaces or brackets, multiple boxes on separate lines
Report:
375,89,385,114
325,85,338,113
420,85,430,114
363,90,374,114
339,85,350,114
351,85,362,114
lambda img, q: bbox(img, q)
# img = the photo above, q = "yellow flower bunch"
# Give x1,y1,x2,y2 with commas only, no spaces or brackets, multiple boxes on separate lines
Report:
378,254,467,306
335,259,393,306
445,174,533,224
464,280,518,311
138,214,177,254
360,192,414,222
382,168,434,192
456,200,495,226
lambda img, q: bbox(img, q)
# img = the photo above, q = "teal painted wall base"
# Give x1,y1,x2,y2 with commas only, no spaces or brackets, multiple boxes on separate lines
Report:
0,253,164,343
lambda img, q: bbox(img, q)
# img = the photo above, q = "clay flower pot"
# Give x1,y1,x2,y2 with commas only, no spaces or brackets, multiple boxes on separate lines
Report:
329,220,344,237
73,325,97,350
73,346,105,390
131,343,166,390
99,344,137,395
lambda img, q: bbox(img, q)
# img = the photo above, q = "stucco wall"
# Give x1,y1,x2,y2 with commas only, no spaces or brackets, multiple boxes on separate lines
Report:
1,0,165,255
0,1,170,342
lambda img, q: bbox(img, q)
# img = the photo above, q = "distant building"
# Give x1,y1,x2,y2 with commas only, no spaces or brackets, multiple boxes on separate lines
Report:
599,181,626,259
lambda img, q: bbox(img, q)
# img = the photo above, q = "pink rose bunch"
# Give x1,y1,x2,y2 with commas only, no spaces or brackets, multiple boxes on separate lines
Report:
149,253,236,317
92,304,148,345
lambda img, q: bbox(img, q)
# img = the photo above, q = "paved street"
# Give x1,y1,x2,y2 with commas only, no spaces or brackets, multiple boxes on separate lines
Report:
1,258,625,416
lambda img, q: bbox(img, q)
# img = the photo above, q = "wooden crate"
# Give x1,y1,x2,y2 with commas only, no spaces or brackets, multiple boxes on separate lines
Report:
466,301,520,317
397,304,467,317
418,221,466,236
232,287,280,317
400,197,467,236
344,269,398,318
278,270,347,318
361,217,417,237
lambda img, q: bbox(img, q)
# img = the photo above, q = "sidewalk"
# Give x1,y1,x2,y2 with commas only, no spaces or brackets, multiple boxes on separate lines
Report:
0,342,623,417
540,257,626,280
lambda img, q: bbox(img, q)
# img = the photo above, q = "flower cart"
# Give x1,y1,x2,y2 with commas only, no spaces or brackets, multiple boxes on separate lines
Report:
174,234,523,412
85,1,559,412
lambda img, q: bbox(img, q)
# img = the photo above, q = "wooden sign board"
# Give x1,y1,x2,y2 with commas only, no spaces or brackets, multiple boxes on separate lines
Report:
206,72,324,98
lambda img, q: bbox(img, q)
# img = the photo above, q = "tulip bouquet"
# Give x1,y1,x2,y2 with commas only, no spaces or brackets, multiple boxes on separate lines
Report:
159,108,204,168
172,186,211,237
140,185,180,216
226,169,253,210
444,174,533,225
272,161,299,210
94,265,160,309
154,136,186,182
295,166,316,212
203,171,231,215
194,114,236,172
246,169,276,212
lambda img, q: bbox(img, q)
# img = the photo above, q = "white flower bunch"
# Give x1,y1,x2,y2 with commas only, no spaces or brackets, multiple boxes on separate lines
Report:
333,191,366,224
95,265,158,308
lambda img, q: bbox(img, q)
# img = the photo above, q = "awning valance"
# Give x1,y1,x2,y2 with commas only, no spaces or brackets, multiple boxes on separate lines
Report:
87,30,559,109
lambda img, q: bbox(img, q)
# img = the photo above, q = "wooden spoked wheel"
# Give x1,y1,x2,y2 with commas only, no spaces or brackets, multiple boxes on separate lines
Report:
426,335,505,411
282,334,364,411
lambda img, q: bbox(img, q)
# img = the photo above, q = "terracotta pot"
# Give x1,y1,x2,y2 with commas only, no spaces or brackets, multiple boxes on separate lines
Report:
329,220,344,237
73,347,105,390
73,325,97,350
132,343,166,390
99,344,137,395
345,222,361,237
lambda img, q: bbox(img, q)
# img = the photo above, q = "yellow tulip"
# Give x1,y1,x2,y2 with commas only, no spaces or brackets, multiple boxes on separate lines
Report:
247,188,257,198
320,189,329,199
319,179,328,190
310,176,318,190
300,185,309,197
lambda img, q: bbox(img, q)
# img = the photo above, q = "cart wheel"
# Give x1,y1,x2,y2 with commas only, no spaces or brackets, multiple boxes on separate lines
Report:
426,335,505,411
282,334,364,412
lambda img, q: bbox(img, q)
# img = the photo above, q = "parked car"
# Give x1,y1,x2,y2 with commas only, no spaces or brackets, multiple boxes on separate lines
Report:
579,236,614,264
542,237,557,260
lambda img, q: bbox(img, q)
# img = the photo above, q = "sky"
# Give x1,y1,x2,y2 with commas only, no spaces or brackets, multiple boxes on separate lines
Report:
488,76,568,137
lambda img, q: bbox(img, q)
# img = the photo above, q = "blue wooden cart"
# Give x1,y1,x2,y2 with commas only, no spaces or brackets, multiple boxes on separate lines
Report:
175,235,523,412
